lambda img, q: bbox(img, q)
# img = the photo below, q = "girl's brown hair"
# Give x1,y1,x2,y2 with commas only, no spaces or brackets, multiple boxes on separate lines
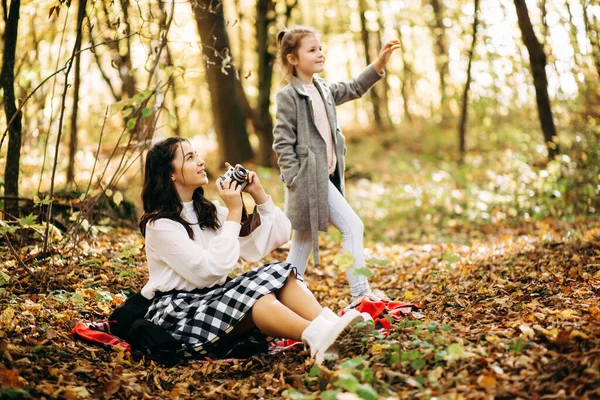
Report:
276,26,318,81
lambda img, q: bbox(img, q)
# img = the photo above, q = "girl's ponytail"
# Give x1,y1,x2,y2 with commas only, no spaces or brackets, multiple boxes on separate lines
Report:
277,29,288,48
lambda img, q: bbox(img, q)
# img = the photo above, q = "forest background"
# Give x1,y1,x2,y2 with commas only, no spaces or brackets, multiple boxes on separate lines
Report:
0,0,599,398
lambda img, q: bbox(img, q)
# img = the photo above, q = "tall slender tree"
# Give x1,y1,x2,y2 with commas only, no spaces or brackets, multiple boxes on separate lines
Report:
513,0,559,159
358,0,384,131
582,0,600,78
376,3,393,128
191,0,253,164
458,0,480,162
1,0,22,218
87,0,137,106
564,0,582,73
255,0,276,166
67,0,87,187
428,0,450,120
395,21,413,123
157,0,181,137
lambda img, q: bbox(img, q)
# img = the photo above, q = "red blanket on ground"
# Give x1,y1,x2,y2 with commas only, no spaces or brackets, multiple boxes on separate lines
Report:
71,321,302,359
343,295,421,330
71,297,419,359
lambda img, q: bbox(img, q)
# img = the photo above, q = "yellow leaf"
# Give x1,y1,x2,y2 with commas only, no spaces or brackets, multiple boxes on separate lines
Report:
113,191,124,207
333,251,355,272
477,375,497,390
485,335,500,344
428,367,444,383
404,290,415,301
559,309,578,320
570,330,590,340
1,307,15,330
370,344,384,353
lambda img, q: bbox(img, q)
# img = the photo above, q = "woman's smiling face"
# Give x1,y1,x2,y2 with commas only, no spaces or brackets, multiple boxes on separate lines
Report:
171,140,208,193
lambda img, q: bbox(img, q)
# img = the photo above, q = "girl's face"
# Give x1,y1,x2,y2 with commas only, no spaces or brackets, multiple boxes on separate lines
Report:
289,34,325,78
170,141,208,194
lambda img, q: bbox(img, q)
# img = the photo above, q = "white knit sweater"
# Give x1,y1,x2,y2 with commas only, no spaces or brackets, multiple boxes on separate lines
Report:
140,196,291,299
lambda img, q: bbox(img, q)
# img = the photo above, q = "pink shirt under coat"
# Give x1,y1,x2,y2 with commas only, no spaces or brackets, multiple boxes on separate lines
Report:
304,83,337,175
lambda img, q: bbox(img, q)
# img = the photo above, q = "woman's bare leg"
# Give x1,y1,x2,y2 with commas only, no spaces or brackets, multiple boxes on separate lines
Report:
250,293,310,340
277,272,323,321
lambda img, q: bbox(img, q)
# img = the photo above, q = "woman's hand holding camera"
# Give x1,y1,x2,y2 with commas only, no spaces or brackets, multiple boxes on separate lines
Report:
216,176,243,223
224,162,268,205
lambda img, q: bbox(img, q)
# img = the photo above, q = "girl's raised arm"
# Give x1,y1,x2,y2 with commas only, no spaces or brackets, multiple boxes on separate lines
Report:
328,64,384,106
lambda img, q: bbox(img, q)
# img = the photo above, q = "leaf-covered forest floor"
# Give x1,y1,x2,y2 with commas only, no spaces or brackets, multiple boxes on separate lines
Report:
1,128,599,399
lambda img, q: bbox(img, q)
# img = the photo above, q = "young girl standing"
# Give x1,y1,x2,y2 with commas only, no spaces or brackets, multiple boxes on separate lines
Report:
138,137,367,364
273,26,400,301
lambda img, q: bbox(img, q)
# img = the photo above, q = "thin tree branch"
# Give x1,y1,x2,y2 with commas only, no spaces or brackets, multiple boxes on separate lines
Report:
86,10,120,100
0,33,138,152
3,233,34,275
38,4,70,194
43,0,89,253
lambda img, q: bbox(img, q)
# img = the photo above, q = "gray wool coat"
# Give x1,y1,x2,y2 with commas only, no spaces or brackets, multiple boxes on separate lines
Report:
272,64,383,264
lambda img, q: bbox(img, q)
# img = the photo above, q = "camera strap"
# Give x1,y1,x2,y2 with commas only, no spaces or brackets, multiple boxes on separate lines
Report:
239,196,261,237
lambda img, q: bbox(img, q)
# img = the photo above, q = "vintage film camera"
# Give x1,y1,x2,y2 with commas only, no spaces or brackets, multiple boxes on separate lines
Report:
220,165,249,190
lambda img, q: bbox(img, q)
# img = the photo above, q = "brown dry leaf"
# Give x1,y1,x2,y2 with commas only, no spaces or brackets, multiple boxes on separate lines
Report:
0,368,27,389
61,385,91,399
102,378,121,396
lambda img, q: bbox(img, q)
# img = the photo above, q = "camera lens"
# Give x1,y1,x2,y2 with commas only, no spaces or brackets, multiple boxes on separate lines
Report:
233,166,248,182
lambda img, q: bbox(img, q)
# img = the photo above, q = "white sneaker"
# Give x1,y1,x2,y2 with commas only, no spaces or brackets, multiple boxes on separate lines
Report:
301,308,363,364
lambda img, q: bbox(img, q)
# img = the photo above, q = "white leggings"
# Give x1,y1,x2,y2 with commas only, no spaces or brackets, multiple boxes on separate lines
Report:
286,180,371,297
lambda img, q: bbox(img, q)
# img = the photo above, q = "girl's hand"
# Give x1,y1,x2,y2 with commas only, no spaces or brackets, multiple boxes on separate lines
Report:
373,39,401,73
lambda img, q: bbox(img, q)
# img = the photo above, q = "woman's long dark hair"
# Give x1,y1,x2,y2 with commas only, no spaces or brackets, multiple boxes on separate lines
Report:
139,137,220,238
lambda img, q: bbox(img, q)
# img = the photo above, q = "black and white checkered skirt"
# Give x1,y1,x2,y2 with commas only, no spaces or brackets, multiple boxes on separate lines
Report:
144,262,299,356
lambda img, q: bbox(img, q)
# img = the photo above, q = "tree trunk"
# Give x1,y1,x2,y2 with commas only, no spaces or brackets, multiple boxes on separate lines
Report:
191,0,253,164
284,0,298,25
155,0,180,137
1,0,22,218
513,0,559,159
582,1,600,78
395,23,413,123
538,0,561,86
376,8,393,128
255,0,276,166
67,0,87,187
118,0,136,99
458,0,480,162
564,0,582,72
539,0,548,45
429,0,450,120
89,0,138,140
358,0,383,131
233,0,245,75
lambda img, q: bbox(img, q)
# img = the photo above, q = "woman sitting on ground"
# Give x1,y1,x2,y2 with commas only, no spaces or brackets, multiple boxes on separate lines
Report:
138,136,367,363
